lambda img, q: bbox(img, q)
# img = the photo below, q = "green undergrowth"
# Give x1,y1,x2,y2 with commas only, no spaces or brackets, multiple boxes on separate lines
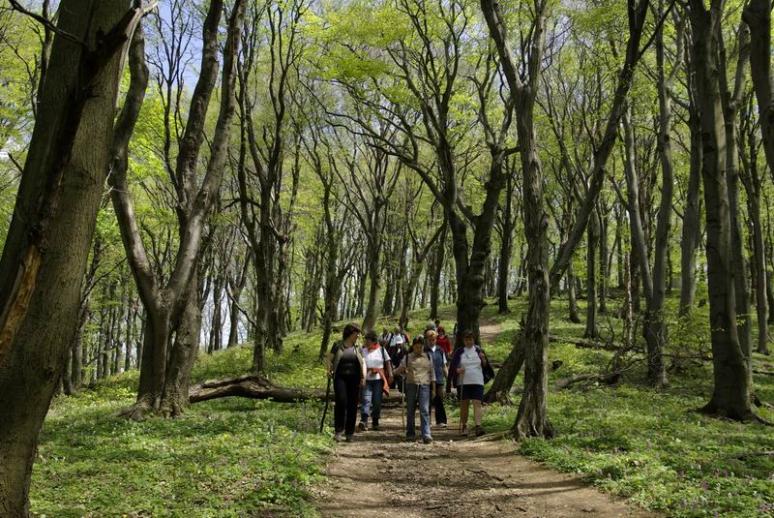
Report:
470,295,774,518
32,296,774,517
31,331,332,517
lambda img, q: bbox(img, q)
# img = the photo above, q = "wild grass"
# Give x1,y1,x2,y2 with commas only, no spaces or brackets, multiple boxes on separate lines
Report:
31,293,773,517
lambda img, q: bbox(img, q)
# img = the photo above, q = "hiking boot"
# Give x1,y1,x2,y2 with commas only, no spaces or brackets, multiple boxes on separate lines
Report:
405,435,416,442
357,422,367,432
345,435,353,442
459,424,467,436
422,436,433,444
334,432,344,442
438,422,447,428
372,424,380,431
475,425,485,437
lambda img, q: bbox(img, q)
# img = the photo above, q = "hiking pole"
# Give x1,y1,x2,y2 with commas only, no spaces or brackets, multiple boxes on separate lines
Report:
319,374,332,433
400,378,406,431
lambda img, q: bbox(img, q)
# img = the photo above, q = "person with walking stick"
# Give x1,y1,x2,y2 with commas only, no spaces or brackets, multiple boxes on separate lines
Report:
325,323,366,442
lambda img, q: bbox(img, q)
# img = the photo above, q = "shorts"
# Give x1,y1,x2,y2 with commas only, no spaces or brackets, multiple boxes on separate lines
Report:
460,384,484,401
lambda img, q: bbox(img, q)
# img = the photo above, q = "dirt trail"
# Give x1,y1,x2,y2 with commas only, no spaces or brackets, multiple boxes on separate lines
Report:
313,321,655,517
312,408,655,517
478,322,502,346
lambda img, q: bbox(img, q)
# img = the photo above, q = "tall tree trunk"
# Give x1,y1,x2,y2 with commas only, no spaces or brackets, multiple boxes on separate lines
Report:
584,211,599,339
429,224,447,320
498,175,515,314
679,109,703,316
227,256,249,347
160,273,202,417
688,0,754,420
598,210,609,314
0,1,136,513
567,261,581,323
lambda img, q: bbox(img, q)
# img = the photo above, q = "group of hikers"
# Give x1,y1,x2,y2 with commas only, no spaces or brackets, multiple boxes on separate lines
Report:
326,321,495,444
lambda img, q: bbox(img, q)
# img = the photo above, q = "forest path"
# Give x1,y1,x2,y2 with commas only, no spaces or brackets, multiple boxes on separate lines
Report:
311,408,655,517
478,321,503,345
312,320,656,518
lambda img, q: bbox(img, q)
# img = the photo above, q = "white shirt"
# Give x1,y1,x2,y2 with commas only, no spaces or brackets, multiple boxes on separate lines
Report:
362,346,391,381
389,333,405,346
460,347,484,386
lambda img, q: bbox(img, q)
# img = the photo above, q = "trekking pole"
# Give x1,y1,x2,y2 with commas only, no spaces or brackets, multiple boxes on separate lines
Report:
400,378,405,429
319,374,332,433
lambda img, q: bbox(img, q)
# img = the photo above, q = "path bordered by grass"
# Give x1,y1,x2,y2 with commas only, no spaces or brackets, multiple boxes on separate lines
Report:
31,298,774,517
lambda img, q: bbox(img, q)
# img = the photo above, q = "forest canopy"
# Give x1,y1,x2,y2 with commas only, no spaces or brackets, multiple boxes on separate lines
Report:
0,0,772,516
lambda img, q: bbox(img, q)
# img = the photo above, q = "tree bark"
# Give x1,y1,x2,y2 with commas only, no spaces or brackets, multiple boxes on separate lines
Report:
483,331,524,403
112,0,246,417
482,0,553,439
584,210,599,339
688,0,754,420
497,174,515,314
679,109,703,316
0,1,137,513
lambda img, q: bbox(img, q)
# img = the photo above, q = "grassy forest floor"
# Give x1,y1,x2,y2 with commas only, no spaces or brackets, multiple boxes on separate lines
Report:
31,294,773,517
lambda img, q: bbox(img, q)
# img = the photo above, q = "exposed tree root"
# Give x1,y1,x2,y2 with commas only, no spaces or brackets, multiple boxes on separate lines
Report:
119,398,155,422
697,404,774,426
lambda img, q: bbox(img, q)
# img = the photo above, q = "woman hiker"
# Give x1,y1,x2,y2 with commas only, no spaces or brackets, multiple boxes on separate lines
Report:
424,329,448,428
436,325,452,355
358,330,392,432
326,323,366,442
448,330,494,437
393,336,435,443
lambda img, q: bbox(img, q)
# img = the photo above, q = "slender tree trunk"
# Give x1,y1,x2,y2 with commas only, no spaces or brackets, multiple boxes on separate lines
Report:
227,257,249,347
498,175,514,314
567,261,581,323
584,211,599,339
598,210,609,314
680,110,703,316
429,224,447,320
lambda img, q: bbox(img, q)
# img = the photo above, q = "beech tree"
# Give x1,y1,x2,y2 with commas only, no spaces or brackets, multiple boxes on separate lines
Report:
0,0,150,513
110,0,246,418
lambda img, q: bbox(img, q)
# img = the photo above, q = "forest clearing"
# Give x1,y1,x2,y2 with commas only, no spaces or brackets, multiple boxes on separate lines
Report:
0,0,773,516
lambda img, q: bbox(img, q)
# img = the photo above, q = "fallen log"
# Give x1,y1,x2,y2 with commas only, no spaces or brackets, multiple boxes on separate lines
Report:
548,334,626,351
188,374,407,406
554,371,622,390
189,375,325,403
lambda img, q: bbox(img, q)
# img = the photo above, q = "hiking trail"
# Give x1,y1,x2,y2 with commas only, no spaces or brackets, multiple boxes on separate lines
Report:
312,321,656,517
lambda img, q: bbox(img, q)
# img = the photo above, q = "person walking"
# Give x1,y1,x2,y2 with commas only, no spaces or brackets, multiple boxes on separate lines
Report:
358,330,392,432
436,325,452,355
385,327,407,391
448,330,493,437
424,329,448,428
393,336,435,443
327,324,366,442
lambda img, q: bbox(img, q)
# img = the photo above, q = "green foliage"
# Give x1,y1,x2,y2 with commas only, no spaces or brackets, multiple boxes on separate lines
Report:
471,297,774,518
30,331,333,517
